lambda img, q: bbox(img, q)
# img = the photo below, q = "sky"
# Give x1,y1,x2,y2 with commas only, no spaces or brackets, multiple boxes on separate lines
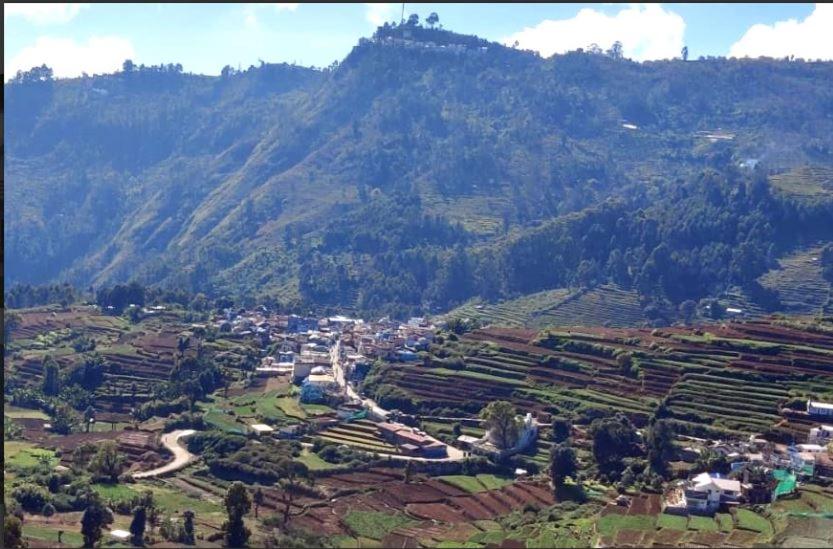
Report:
4,3,832,81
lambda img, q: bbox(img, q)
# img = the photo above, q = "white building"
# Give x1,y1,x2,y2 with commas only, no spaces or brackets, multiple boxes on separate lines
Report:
250,424,274,437
682,473,742,513
808,400,833,418
808,425,833,445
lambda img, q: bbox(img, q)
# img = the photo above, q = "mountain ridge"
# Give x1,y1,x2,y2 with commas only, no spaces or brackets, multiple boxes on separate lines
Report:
5,25,833,319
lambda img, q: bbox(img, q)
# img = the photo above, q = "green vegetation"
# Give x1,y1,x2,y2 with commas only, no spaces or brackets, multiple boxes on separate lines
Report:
656,513,688,530
343,511,416,540
688,515,719,532
735,509,773,536
595,514,656,536
4,442,57,469
6,22,833,319
22,524,84,546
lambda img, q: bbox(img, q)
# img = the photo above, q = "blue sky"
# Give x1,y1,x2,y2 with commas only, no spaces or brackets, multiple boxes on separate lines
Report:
4,3,831,80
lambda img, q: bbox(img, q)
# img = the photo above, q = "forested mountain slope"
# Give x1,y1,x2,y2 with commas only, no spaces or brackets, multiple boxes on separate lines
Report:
5,24,833,319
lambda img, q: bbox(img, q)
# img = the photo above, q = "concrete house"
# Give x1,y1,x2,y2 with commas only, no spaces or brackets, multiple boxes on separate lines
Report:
667,473,742,514
807,400,833,418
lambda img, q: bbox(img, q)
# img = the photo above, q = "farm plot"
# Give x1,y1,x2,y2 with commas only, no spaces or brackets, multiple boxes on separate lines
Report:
759,246,831,314
369,318,833,441
310,420,400,454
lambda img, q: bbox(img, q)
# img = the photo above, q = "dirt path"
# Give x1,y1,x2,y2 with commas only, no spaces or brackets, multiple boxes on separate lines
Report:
133,429,197,479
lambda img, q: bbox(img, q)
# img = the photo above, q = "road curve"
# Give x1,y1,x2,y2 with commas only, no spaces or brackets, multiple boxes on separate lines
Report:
133,429,197,479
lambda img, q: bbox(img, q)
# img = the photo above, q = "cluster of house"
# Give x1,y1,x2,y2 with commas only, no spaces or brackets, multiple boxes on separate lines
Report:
664,400,833,514
217,310,436,404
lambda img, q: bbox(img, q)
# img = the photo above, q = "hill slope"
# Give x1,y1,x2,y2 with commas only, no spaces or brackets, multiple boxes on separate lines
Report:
5,24,833,318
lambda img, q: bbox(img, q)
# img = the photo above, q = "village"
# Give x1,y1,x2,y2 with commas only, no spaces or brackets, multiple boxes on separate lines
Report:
202,304,833,516
207,307,540,464
6,301,833,547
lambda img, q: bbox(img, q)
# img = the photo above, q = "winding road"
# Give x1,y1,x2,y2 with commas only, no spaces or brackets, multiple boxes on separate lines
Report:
133,429,197,479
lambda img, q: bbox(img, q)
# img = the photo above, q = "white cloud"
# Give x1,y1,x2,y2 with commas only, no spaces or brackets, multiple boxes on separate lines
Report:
243,3,298,28
4,3,89,25
6,35,135,80
729,4,833,61
503,3,686,61
365,3,398,27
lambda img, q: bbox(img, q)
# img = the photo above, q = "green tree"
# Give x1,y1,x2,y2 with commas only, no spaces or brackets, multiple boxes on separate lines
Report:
480,400,520,451
551,418,571,444
645,419,675,475
253,487,264,519
681,45,689,61
183,509,196,545
84,405,96,432
81,493,114,548
51,404,75,435
275,460,311,528
223,481,251,548
42,355,61,396
426,12,439,28
4,515,24,549
89,440,125,482
42,502,56,522
679,300,697,324
130,506,147,546
404,460,414,484
549,443,578,488
590,414,640,476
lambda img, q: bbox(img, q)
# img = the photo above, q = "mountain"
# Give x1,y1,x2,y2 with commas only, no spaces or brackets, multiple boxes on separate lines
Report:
5,24,833,320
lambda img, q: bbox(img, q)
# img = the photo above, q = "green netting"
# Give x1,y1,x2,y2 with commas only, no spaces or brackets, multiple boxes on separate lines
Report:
773,469,796,498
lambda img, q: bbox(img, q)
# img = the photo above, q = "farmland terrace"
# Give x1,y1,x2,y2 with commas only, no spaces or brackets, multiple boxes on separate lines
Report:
365,318,833,441
4,307,236,415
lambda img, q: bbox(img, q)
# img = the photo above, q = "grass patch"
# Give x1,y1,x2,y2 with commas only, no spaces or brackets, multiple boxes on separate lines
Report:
23,523,84,546
656,513,688,530
301,403,334,416
275,396,306,419
801,490,833,513
438,475,487,493
142,484,223,514
475,474,513,491
203,409,247,434
688,515,718,532
93,483,140,505
330,535,360,548
735,509,772,536
3,406,50,420
343,511,416,540
4,442,57,469
716,513,734,532
297,449,343,471
596,514,656,536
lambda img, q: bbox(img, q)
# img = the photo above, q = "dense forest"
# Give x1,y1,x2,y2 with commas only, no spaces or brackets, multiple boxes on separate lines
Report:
5,22,833,319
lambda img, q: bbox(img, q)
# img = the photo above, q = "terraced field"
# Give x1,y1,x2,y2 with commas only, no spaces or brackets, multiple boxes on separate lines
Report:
5,307,253,416
770,165,833,200
368,318,833,440
307,419,401,454
758,245,832,314
442,284,646,329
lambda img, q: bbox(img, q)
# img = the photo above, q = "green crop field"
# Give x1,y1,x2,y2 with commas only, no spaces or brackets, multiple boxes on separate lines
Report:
343,511,417,540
